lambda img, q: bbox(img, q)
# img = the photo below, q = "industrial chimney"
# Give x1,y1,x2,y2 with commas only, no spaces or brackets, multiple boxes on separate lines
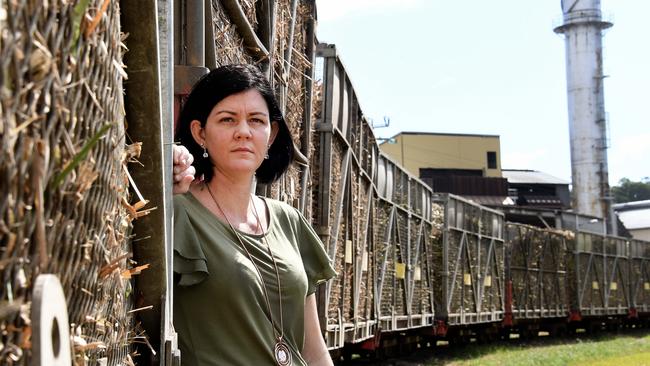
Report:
554,0,616,233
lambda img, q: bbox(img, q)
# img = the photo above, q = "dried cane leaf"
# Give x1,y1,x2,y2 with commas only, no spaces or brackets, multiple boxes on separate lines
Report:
51,123,113,188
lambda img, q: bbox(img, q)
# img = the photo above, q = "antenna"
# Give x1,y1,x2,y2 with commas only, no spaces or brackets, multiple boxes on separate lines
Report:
370,116,390,129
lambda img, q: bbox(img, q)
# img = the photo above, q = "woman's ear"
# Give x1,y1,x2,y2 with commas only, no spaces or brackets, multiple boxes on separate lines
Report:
190,120,205,145
269,121,279,145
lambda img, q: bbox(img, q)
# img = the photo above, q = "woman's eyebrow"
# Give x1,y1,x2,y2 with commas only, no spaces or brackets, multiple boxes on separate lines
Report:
214,110,268,116
214,109,237,115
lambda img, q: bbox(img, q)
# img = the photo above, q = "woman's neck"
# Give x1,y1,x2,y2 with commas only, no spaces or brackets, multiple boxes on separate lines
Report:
205,172,255,220
190,169,268,235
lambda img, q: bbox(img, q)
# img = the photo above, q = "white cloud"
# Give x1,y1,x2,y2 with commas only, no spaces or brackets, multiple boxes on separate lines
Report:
502,148,549,170
430,75,457,91
316,0,424,21
608,132,650,182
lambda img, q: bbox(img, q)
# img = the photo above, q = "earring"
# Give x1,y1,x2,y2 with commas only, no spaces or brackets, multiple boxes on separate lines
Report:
201,143,208,158
265,145,270,159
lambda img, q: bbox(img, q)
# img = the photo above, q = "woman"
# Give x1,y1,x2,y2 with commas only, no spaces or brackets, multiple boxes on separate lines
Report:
171,64,336,365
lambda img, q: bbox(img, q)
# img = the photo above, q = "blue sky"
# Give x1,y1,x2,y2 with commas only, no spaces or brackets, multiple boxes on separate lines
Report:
314,0,649,185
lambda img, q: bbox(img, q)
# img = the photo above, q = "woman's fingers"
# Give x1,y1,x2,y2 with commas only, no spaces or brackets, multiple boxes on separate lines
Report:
174,165,196,182
173,144,183,164
172,145,193,173
172,145,195,194
173,144,193,164
173,166,195,194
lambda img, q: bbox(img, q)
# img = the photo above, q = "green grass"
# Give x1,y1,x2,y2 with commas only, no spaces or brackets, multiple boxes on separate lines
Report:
425,330,650,366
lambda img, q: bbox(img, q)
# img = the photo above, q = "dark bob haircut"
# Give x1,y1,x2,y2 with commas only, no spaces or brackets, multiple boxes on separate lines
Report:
175,64,294,184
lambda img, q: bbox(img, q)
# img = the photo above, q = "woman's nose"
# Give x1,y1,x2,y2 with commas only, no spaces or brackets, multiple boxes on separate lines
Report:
234,120,252,139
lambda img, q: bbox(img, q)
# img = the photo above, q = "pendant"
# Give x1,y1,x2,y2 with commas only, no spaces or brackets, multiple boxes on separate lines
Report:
274,340,292,366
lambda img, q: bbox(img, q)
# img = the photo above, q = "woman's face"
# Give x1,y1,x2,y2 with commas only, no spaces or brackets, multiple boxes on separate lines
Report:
191,89,279,179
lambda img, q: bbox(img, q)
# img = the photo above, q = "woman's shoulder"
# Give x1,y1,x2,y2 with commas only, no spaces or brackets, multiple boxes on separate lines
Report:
173,192,206,219
173,192,193,210
263,197,297,214
263,198,302,225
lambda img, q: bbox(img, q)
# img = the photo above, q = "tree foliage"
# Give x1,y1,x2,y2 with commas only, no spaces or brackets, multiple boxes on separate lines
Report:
611,177,650,203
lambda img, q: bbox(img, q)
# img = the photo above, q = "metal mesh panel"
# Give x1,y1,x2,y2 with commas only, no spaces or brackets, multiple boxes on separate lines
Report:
375,202,394,318
568,232,628,316
0,1,134,364
326,140,345,321
354,177,372,323
210,1,255,65
630,240,650,313
506,224,569,319
393,209,408,316
604,237,628,310
433,195,504,325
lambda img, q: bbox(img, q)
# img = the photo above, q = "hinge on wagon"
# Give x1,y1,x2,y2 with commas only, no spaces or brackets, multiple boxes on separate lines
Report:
314,122,335,132
164,335,181,366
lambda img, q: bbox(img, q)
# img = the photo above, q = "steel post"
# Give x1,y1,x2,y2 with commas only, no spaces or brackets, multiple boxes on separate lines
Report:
122,0,173,362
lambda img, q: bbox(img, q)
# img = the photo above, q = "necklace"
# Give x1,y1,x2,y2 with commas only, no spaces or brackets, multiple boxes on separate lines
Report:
205,184,292,366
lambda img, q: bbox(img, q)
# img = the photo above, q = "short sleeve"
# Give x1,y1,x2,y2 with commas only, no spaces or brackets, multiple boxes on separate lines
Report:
174,201,209,286
296,210,337,296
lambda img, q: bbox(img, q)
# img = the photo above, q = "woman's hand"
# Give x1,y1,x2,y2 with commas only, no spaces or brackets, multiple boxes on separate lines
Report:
173,144,195,194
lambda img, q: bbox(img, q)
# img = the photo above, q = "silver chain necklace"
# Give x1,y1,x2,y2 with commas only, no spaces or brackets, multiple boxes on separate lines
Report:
205,183,292,366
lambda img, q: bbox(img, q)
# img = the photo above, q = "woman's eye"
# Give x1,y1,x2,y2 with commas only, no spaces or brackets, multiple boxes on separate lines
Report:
219,117,234,123
250,118,265,124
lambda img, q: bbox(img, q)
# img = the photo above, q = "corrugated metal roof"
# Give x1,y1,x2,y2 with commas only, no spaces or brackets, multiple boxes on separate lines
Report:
462,195,515,207
503,169,570,185
617,208,650,230
398,131,500,138
613,200,650,211
381,131,500,142
519,195,564,207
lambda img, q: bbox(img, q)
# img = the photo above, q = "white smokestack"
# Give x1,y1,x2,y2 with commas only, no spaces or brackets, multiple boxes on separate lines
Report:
554,0,614,230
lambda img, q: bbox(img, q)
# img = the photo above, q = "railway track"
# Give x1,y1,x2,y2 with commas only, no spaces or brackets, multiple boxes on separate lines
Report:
336,325,650,365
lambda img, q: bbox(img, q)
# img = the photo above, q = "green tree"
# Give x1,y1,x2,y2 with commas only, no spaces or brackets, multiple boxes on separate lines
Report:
611,177,650,203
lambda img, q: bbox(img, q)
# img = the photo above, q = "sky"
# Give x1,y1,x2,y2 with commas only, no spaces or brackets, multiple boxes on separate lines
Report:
313,0,649,186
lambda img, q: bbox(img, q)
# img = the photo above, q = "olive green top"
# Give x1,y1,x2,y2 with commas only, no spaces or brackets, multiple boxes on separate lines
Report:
173,193,336,365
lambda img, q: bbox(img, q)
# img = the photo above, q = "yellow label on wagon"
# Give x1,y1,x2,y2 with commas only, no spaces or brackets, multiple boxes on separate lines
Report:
414,266,421,281
345,240,353,264
395,262,406,279
484,275,492,287
592,281,599,290
464,273,472,286
645,282,650,290
610,282,617,291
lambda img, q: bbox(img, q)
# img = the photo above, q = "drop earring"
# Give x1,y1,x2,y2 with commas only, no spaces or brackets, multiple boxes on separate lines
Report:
201,143,208,158
265,145,270,159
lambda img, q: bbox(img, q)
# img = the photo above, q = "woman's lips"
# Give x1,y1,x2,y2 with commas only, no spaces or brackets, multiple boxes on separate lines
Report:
232,147,254,153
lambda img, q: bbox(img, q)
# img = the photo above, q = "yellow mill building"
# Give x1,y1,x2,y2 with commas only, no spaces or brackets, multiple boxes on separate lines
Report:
379,131,502,178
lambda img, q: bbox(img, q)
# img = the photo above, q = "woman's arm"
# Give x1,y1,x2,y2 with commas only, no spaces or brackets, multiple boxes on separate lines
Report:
302,294,334,366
